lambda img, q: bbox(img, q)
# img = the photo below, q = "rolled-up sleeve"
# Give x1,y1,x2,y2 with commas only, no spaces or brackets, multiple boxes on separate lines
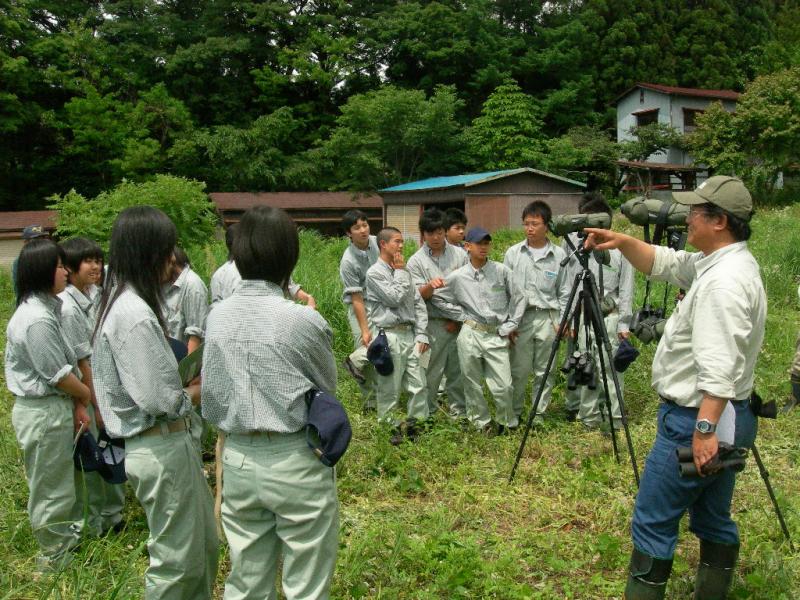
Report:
617,257,635,333
26,320,74,386
182,282,208,339
60,307,92,360
692,284,750,399
649,246,697,289
116,319,192,418
340,257,363,296
288,277,301,299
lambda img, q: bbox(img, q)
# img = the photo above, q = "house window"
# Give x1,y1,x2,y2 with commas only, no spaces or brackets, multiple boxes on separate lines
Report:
683,108,704,133
635,109,658,127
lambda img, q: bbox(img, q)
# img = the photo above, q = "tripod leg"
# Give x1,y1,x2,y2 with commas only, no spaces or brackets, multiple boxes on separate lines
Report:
510,272,582,483
586,271,640,486
750,444,794,550
585,279,620,463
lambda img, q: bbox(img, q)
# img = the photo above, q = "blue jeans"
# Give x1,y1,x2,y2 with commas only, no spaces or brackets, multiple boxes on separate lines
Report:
631,400,757,559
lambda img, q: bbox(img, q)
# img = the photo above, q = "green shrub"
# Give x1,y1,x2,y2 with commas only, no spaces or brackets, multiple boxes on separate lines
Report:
49,175,218,250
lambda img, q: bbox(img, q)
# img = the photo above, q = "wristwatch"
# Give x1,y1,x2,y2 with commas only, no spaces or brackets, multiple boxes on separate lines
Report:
695,419,717,434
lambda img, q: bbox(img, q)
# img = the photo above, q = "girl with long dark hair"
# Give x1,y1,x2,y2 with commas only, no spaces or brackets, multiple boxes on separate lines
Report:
92,206,218,600
5,239,91,570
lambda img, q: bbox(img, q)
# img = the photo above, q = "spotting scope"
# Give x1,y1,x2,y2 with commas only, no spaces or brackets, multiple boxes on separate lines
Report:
549,212,611,237
620,197,689,227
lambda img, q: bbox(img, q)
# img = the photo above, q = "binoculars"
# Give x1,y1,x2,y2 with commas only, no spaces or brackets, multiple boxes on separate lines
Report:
676,443,748,478
631,308,666,344
562,350,596,390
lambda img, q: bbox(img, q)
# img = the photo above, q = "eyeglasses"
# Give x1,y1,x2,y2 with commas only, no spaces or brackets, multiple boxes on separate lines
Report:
687,207,711,220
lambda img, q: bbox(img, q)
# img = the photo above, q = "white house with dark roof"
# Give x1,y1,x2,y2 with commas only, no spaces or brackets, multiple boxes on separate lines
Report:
615,82,740,192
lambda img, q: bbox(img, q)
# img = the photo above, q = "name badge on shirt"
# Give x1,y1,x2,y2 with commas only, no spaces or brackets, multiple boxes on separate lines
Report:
544,270,557,279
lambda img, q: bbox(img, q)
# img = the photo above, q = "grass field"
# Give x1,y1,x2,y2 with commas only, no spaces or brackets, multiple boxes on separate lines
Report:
1,207,800,599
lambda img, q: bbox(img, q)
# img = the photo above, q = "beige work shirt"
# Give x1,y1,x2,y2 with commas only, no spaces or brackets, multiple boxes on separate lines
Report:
649,242,766,407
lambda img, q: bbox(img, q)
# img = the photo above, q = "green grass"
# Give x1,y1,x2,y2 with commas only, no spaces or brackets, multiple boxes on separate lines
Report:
2,209,800,598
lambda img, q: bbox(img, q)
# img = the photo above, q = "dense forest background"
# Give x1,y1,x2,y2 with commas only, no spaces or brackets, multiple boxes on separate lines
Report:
3,0,800,210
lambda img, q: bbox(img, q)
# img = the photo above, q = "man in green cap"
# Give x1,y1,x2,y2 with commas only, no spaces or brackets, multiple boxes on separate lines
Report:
585,176,766,600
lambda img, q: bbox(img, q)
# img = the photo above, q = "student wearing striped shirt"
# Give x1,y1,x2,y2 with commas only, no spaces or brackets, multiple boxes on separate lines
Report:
92,206,218,600
58,237,125,536
210,223,316,310
366,227,430,444
202,206,339,600
406,208,468,418
6,239,90,571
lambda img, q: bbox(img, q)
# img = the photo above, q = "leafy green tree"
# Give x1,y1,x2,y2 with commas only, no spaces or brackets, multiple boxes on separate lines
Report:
543,125,620,191
685,102,744,176
618,122,686,195
54,87,143,194
316,85,466,190
465,80,545,170
734,67,800,188
168,107,304,191
619,122,685,163
49,175,216,249
752,4,800,74
690,67,800,194
365,0,515,114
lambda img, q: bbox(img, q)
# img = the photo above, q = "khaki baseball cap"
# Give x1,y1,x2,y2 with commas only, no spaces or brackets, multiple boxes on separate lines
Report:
672,176,753,221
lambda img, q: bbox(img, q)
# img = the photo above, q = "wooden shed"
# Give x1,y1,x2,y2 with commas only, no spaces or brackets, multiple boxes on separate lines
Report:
0,210,57,271
208,192,383,236
380,168,586,243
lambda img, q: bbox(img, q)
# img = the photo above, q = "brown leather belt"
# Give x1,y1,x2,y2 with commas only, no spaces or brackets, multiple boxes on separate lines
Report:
137,416,191,437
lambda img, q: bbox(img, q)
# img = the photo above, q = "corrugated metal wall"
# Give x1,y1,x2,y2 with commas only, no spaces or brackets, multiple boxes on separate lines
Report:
0,240,23,271
385,204,421,245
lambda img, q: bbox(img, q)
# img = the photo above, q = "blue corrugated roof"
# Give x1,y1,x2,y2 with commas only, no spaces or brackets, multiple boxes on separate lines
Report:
380,168,585,192
380,169,522,192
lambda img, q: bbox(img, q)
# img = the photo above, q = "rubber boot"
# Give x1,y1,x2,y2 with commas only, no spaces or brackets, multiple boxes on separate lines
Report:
623,548,673,600
693,540,739,600
783,381,800,413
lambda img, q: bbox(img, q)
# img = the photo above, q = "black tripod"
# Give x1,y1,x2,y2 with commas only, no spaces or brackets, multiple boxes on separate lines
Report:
752,445,794,550
510,235,640,485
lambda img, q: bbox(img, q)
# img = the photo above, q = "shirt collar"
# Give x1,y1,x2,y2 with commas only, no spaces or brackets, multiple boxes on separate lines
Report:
236,279,285,297
468,261,488,278
64,284,93,312
29,292,62,316
167,266,190,291
377,257,394,273
522,239,553,256
423,243,446,259
694,241,748,279
350,239,373,257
